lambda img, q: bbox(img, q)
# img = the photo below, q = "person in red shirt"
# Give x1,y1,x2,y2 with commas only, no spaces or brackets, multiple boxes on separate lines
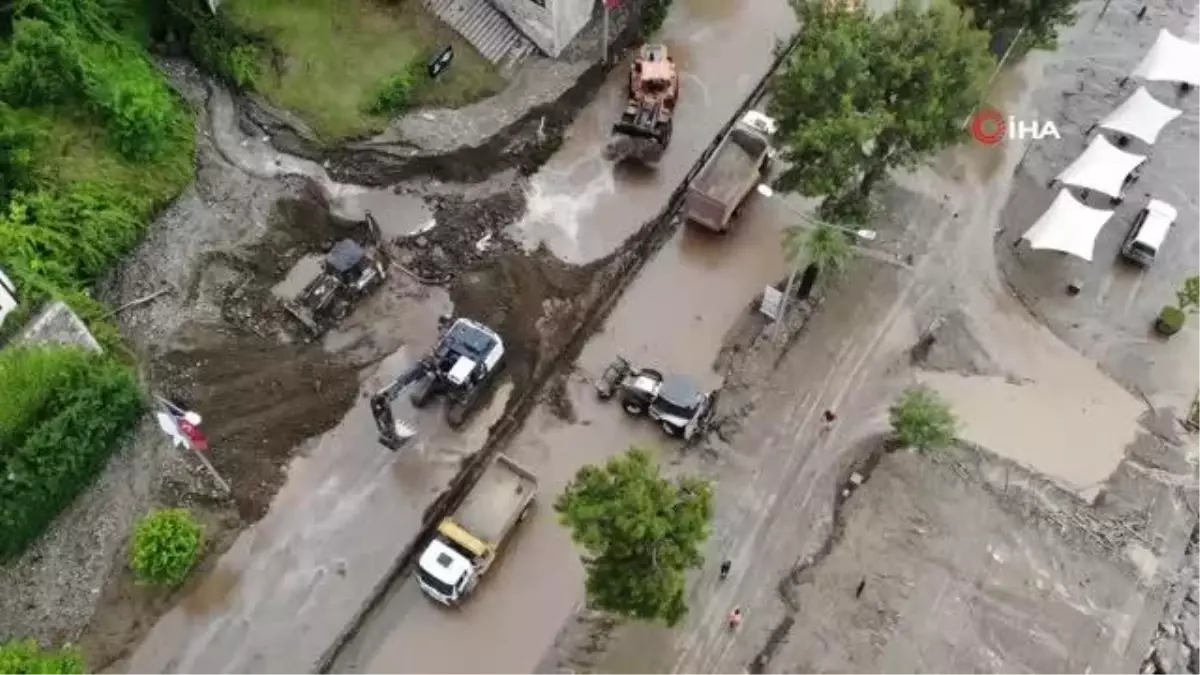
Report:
727,607,743,630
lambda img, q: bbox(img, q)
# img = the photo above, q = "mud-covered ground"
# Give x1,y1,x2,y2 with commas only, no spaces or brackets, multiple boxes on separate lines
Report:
0,22,633,664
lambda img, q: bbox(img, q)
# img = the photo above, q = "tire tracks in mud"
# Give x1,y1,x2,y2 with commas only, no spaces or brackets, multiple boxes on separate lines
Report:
313,28,810,675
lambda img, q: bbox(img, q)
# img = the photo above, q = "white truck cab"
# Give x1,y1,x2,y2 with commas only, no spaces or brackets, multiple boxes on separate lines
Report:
416,538,477,605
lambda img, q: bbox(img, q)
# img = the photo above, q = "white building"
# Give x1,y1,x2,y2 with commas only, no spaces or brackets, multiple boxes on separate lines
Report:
490,0,594,57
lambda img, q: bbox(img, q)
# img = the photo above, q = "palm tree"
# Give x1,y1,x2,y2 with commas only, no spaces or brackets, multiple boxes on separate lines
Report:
781,223,855,300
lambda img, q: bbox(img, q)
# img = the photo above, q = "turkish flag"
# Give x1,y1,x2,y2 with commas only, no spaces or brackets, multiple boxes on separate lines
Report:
178,420,210,452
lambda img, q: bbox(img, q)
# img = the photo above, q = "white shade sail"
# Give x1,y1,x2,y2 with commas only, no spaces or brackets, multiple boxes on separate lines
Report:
1097,86,1182,144
1022,189,1115,261
1131,29,1200,86
1056,135,1146,197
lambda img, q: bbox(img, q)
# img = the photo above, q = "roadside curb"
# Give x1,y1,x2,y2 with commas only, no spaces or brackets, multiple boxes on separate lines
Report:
313,28,805,675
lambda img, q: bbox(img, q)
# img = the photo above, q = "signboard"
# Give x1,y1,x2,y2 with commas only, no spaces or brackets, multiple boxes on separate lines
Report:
427,45,454,79
0,265,17,329
759,285,783,321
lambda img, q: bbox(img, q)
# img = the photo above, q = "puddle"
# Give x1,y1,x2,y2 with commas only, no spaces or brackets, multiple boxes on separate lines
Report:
321,186,436,242
920,370,1142,499
270,253,324,301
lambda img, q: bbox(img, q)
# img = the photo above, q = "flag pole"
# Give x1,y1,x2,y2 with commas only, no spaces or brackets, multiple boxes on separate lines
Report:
154,394,231,495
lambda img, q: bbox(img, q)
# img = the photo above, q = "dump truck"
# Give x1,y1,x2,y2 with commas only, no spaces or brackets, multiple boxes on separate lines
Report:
684,110,778,232
605,44,679,164
416,454,537,605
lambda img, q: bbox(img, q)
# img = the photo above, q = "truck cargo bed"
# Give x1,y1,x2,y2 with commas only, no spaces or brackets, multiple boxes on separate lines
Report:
691,127,768,207
454,454,537,547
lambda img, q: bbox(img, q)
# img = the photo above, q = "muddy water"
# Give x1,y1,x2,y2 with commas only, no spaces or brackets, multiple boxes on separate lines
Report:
334,159,791,673
127,286,519,673
207,88,435,240
509,0,798,264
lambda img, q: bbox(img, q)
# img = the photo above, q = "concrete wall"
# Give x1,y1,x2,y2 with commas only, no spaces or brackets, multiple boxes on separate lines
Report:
490,0,593,57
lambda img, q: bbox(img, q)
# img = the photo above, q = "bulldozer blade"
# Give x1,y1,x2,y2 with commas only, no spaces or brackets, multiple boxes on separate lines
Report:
612,122,658,140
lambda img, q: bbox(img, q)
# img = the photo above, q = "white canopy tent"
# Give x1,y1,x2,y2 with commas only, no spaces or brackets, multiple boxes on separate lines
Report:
1022,190,1115,261
1097,86,1182,144
1055,135,1146,197
1131,29,1200,86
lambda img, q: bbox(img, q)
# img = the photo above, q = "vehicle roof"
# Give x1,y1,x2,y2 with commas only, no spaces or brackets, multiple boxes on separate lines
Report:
419,538,470,585
444,319,500,358
657,374,704,408
640,60,673,82
1137,199,1177,245
326,239,365,273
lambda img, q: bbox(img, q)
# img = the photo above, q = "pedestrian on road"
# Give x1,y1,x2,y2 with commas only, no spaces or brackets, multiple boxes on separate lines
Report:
821,409,838,433
719,560,732,580
727,607,743,630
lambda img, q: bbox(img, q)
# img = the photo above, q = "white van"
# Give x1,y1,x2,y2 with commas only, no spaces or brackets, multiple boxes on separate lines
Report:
1121,199,1177,267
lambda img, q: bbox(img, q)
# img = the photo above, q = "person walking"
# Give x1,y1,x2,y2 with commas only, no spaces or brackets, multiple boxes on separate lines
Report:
727,607,743,630
719,560,732,580
820,409,838,433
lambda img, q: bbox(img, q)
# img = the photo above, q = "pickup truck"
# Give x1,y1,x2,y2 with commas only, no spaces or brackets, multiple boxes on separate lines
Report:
416,453,537,605
684,110,778,232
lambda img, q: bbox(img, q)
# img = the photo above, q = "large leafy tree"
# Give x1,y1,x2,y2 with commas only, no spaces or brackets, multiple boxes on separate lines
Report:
555,448,713,626
957,0,1079,54
769,0,994,221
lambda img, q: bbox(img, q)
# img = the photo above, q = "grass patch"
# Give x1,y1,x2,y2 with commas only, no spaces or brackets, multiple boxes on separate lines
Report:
36,112,193,211
226,0,505,140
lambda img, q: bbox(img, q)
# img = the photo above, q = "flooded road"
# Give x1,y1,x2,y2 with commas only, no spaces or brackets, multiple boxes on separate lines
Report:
509,0,797,263
333,123,793,673
127,284,518,673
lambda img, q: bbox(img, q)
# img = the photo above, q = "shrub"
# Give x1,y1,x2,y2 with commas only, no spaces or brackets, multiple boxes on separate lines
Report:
0,19,85,107
131,508,204,586
0,105,45,204
1157,305,1185,336
0,639,85,674
889,386,957,454
0,346,98,452
369,67,419,116
0,351,144,560
640,0,674,37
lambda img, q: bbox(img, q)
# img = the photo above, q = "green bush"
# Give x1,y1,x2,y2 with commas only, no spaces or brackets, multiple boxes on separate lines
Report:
131,508,204,586
1157,305,1185,335
0,349,144,560
0,639,85,674
368,66,419,116
889,386,957,454
0,347,99,452
0,105,45,203
146,0,266,89
640,0,674,37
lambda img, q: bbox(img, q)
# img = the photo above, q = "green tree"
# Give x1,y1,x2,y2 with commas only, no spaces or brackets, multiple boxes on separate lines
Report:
1156,275,1199,336
0,640,85,674
769,0,993,221
889,387,957,454
957,0,1079,54
555,448,713,626
131,508,204,586
782,223,855,299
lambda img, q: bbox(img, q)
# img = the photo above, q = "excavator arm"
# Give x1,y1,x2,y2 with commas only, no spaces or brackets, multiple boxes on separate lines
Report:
370,358,432,450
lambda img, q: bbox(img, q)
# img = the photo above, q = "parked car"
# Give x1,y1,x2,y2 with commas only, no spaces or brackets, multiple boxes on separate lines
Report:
1121,199,1177,267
